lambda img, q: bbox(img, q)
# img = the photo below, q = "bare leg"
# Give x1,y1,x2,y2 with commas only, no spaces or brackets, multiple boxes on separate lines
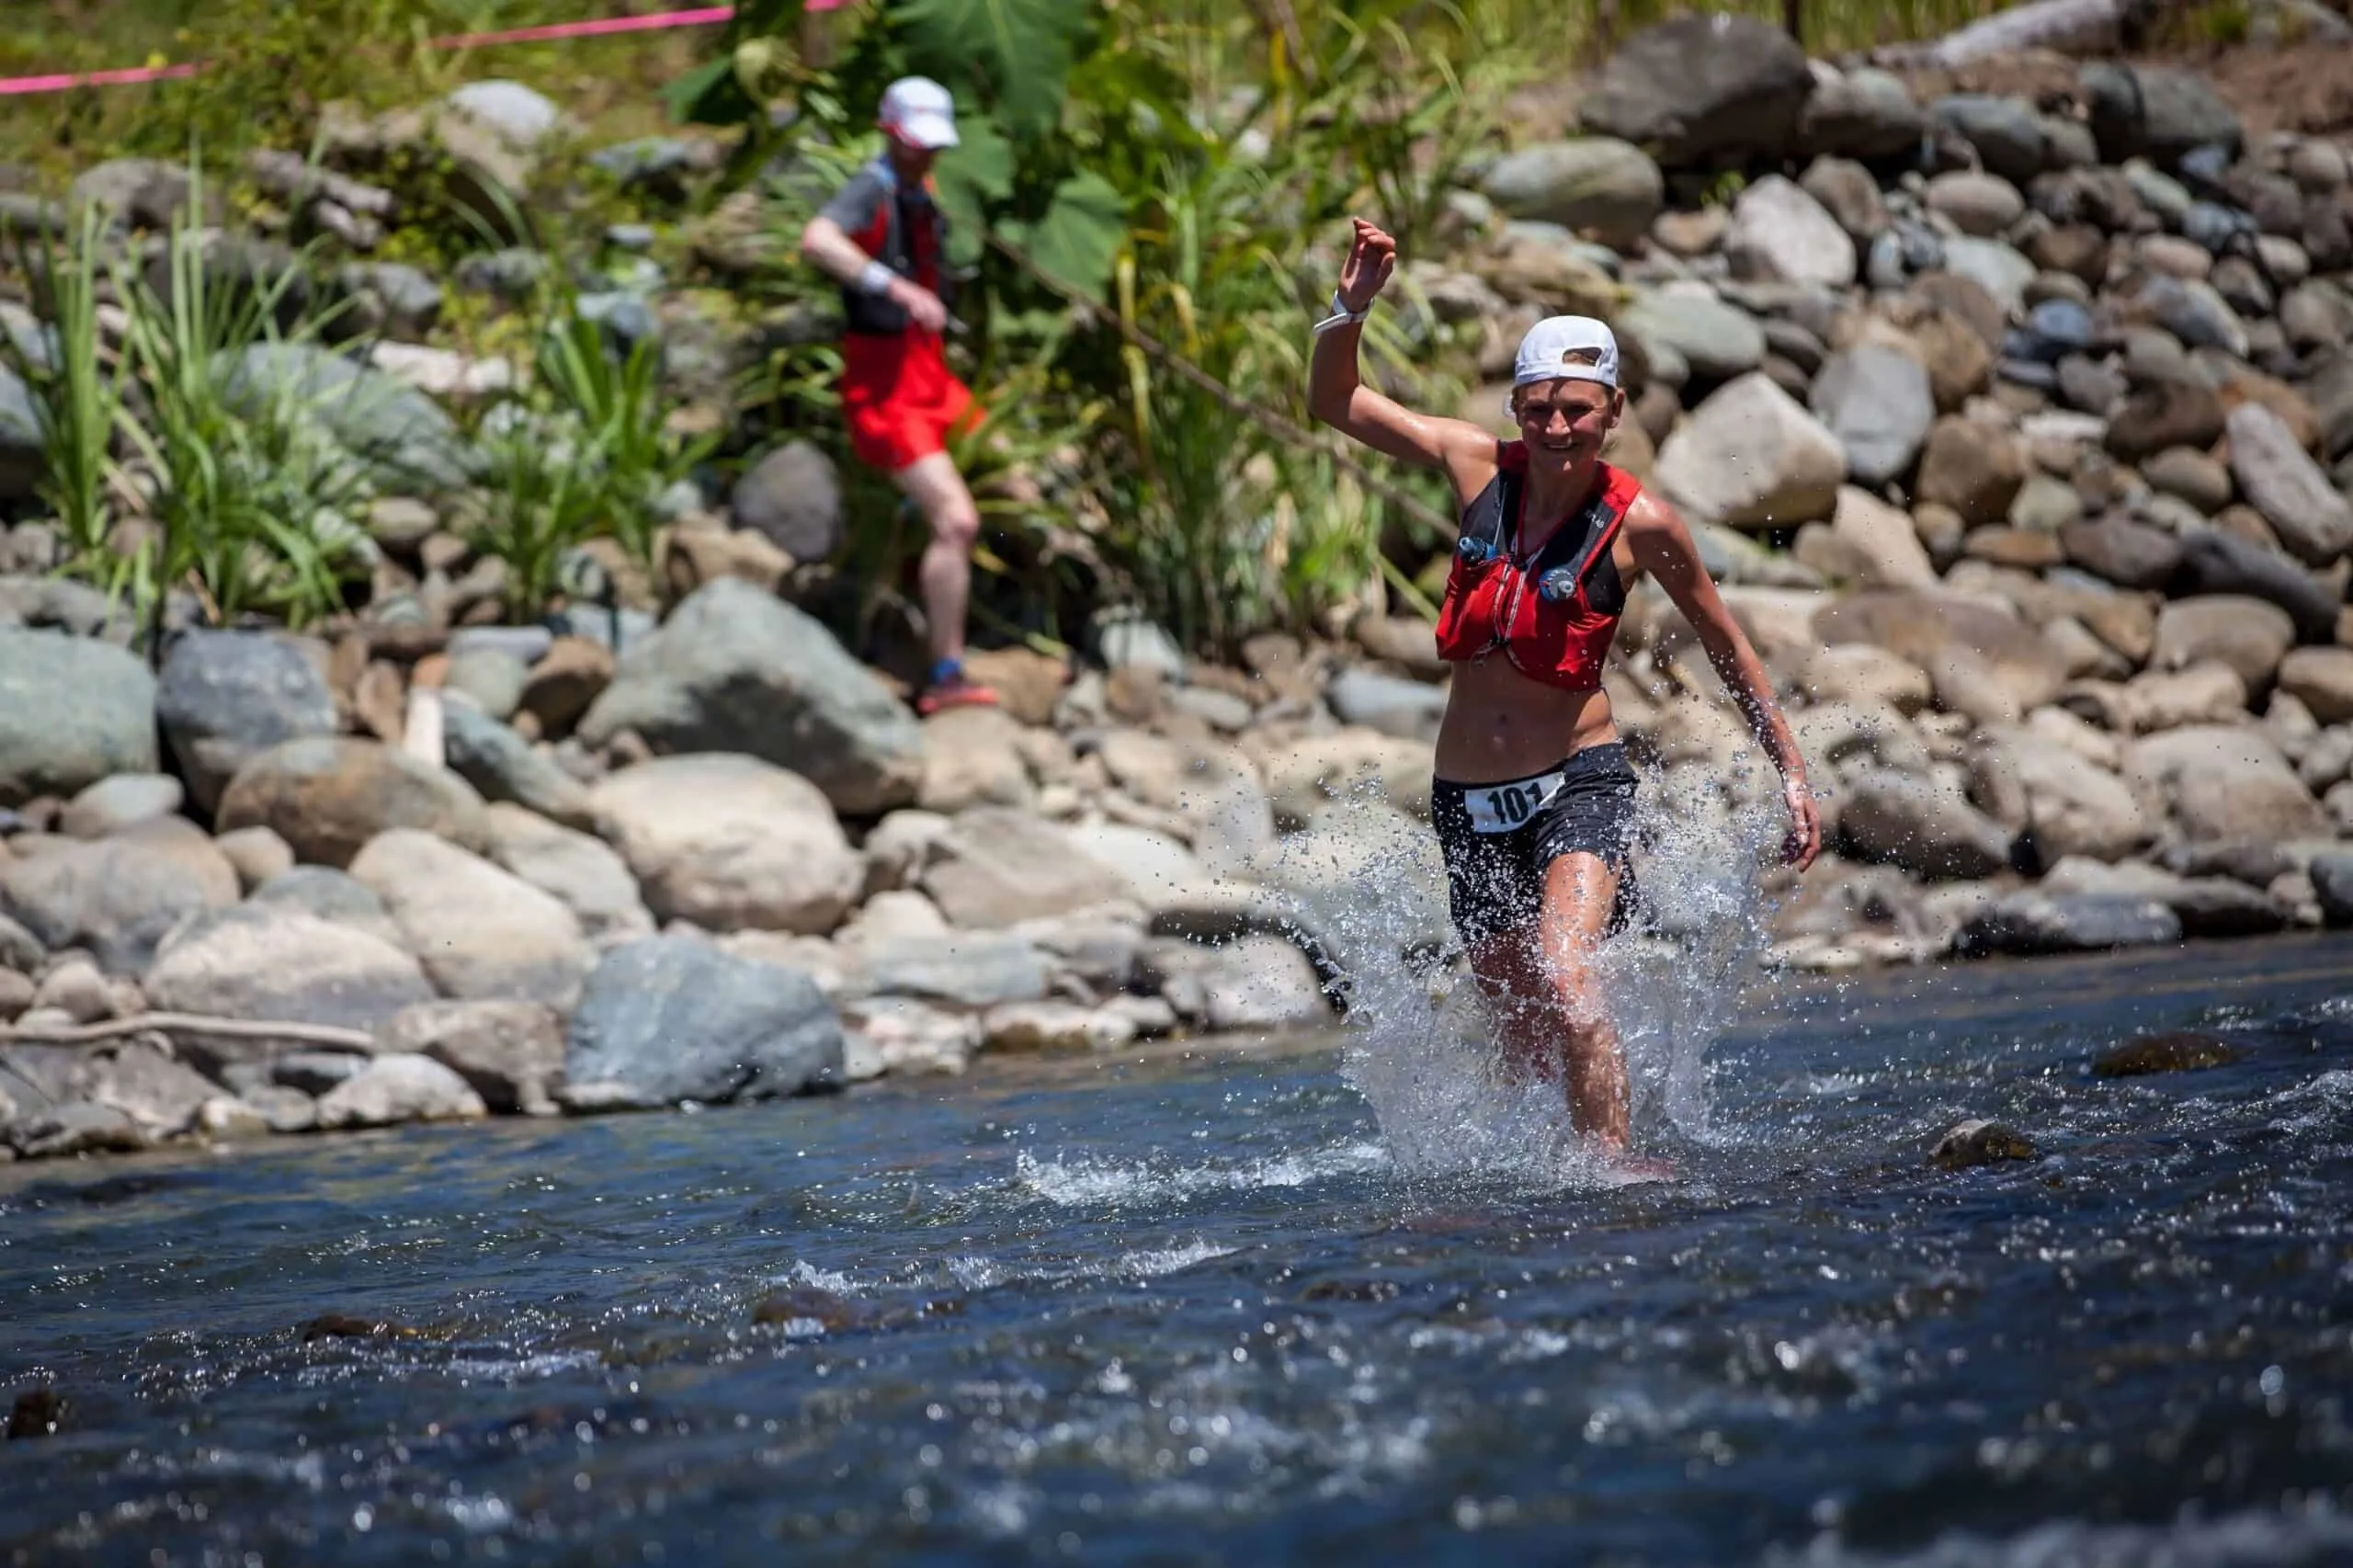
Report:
1534,852,1629,1150
889,450,981,669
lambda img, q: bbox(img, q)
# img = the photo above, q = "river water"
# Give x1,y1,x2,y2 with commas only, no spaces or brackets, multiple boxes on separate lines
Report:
5,934,2353,1567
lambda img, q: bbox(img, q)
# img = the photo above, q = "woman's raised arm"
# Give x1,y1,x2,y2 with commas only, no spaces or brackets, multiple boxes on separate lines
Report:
1306,219,1498,494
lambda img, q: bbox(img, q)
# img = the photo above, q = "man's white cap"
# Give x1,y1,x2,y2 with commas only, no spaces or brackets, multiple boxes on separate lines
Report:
880,76,959,150
1507,316,1620,412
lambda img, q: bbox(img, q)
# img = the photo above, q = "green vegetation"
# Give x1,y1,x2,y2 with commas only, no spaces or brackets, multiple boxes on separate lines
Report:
7,0,2112,655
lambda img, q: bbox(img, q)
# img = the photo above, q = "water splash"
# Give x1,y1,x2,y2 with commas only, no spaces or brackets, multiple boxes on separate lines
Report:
1320,760,1782,1182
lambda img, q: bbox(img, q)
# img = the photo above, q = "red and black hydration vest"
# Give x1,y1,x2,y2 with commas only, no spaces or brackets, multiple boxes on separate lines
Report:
1433,447,1638,692
821,157,953,337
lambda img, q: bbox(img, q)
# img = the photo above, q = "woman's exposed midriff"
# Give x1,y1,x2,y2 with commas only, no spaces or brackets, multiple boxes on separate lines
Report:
1434,655,1620,785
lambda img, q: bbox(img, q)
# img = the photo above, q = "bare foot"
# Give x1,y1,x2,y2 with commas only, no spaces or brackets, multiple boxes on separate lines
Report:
1597,1150,1677,1187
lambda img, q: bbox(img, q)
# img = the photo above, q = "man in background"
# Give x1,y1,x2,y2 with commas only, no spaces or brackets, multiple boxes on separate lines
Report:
800,75,997,714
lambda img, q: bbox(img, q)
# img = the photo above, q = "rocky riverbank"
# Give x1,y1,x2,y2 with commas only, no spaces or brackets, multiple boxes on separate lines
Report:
7,14,2353,1164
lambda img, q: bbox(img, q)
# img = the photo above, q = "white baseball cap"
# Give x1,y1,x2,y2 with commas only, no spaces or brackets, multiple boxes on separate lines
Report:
880,76,959,150
1507,316,1620,414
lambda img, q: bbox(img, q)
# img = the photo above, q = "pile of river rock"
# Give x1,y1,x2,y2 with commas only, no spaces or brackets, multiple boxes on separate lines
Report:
6,18,2353,1163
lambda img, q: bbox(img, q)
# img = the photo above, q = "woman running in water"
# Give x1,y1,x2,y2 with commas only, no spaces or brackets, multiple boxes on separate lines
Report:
1307,219,1822,1165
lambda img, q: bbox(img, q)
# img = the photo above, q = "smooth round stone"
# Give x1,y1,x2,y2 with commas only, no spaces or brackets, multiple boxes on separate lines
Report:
2123,161,2193,224
2288,140,2348,192
2138,233,2212,279
2182,201,2257,255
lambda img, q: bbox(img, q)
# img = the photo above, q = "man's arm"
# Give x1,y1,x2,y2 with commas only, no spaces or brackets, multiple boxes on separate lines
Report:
1624,490,1822,869
800,171,948,334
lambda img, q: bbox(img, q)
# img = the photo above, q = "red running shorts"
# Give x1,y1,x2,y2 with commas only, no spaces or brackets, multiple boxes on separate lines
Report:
841,332,985,474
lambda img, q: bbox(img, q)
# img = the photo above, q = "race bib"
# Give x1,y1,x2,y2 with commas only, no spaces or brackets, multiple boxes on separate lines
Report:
1464,768,1565,833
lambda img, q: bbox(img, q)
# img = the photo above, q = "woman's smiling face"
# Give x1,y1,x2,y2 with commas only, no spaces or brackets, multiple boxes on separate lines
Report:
1513,377,1620,460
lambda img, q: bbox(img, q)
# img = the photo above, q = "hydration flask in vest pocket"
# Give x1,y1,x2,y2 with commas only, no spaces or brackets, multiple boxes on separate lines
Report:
1537,564,1579,603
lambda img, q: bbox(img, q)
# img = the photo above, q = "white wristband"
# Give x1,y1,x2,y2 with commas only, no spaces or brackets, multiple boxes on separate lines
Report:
1311,290,1370,336
858,259,898,296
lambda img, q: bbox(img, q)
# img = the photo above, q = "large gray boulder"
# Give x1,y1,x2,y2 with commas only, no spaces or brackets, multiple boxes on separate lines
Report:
2226,403,2353,566
217,737,486,869
915,807,1129,928
564,933,842,1106
217,342,474,493
144,903,435,1029
0,832,239,974
155,631,341,816
349,829,593,1007
477,802,654,943
1809,346,1935,487
1959,891,2181,956
0,630,158,807
1478,138,1664,251
577,577,923,815
588,754,860,934
1654,372,1845,529
1578,13,1813,167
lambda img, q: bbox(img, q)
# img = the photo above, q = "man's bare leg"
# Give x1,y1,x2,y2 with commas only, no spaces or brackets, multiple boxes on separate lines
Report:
889,450,982,670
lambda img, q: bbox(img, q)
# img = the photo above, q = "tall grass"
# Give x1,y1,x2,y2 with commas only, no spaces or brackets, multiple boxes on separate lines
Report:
0,205,129,579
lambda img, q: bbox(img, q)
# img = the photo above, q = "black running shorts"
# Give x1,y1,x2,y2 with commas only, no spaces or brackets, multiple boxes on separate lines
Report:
1429,743,1638,947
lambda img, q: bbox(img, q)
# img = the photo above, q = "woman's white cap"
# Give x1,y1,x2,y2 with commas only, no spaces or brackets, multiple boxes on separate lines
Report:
1511,315,1620,393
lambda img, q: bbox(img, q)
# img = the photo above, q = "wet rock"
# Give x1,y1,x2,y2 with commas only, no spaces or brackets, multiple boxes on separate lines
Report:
1726,175,1856,288
589,754,859,934
218,738,484,869
0,630,159,808
298,1312,419,1343
2092,1030,2240,1077
915,807,1128,928
1654,372,1844,529
1810,347,1935,489
314,1052,487,1129
438,702,595,829
563,933,843,1106
577,578,922,816
380,998,563,1115
1839,767,2014,880
7,1101,147,1158
1479,138,1662,250
1577,12,1811,166
1930,1118,2037,1171
2042,857,2292,937
271,1051,369,1096
476,802,652,943
981,1000,1139,1053
0,836,238,974
350,830,592,1006
2149,597,2296,692
839,995,980,1078
1960,890,2181,954
751,1286,870,1335
6,1386,65,1439
144,904,433,1031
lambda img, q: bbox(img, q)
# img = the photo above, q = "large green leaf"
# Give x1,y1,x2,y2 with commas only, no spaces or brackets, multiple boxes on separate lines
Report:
891,0,1091,141
1004,170,1125,302
931,114,1013,268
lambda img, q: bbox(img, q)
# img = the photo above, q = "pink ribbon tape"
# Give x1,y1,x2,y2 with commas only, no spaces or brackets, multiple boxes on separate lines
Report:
0,4,851,98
